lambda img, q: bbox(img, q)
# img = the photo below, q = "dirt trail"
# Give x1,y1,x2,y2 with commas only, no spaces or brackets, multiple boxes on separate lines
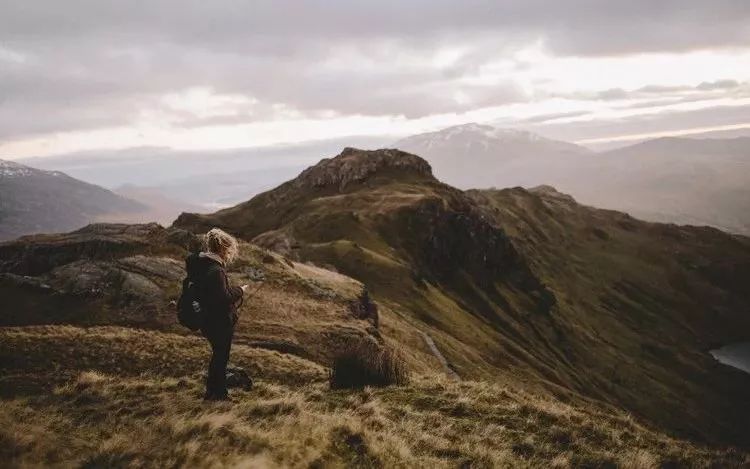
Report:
420,331,460,380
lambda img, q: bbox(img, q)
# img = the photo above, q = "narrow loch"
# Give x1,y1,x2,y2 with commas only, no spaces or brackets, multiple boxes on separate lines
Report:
711,342,750,375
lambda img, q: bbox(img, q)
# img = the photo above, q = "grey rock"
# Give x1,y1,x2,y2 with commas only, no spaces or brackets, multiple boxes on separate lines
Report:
118,256,183,281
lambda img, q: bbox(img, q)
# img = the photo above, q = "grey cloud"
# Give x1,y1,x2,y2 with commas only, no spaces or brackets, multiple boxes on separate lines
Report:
563,80,747,105
697,79,741,91
595,89,630,100
1,0,750,140
515,111,592,124
618,98,686,110
637,84,693,94
528,103,750,144
3,1,749,54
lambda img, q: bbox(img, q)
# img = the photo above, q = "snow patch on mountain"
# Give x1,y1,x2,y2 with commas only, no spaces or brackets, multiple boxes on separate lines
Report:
0,160,34,177
0,160,66,178
396,123,551,149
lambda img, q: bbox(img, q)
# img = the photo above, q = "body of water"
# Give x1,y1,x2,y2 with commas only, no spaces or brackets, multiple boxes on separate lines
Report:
711,342,750,375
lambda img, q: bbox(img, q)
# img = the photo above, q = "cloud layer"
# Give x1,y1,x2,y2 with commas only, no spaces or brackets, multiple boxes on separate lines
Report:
1,0,749,154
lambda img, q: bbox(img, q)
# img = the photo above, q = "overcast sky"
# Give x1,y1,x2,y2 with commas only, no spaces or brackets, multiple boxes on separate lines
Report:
1,0,750,158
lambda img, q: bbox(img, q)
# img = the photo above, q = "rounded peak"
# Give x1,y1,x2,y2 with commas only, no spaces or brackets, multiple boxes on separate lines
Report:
396,122,550,147
293,147,434,190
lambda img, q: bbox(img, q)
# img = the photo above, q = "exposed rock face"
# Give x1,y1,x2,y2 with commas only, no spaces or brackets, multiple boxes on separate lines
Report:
0,223,187,328
0,255,183,328
44,258,179,304
293,147,434,191
117,255,184,282
251,230,298,257
0,223,183,276
528,185,578,205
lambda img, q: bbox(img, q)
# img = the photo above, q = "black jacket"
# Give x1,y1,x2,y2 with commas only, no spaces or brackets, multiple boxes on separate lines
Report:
185,252,243,331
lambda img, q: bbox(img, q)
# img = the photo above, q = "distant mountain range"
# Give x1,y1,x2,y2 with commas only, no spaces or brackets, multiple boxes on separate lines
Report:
395,123,750,235
394,123,592,189
8,123,750,238
574,136,750,234
0,159,146,241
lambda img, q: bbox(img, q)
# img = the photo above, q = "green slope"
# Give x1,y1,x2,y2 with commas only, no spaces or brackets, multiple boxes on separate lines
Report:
174,148,750,447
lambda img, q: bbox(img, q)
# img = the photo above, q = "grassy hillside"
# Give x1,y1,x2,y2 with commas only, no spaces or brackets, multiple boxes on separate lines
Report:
3,147,750,465
3,325,747,467
174,148,750,449
2,224,747,466
469,186,750,444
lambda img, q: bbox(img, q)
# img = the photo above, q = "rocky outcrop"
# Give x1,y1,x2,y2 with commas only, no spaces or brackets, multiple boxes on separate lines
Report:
0,254,184,328
0,223,187,328
251,229,298,257
0,223,185,276
528,185,578,205
293,147,434,191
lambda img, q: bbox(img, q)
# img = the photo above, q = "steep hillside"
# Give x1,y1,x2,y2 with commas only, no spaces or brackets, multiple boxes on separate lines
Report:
1,223,747,466
469,185,750,445
394,123,592,190
175,147,750,448
0,160,146,241
175,149,561,385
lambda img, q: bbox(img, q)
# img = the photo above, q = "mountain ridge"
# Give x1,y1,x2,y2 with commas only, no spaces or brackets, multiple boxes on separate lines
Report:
174,146,750,447
394,124,750,235
395,123,590,151
0,159,147,241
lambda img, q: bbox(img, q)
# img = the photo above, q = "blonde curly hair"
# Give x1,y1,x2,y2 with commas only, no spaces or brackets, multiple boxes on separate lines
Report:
204,228,239,264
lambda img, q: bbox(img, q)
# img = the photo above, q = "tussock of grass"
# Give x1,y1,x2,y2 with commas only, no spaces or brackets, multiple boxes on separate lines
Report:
330,339,409,389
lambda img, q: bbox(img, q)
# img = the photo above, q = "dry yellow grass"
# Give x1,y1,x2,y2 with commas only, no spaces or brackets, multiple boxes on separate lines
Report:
2,224,749,467
1,325,747,468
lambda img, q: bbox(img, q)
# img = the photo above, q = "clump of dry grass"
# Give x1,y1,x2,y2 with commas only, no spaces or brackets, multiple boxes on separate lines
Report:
329,339,408,389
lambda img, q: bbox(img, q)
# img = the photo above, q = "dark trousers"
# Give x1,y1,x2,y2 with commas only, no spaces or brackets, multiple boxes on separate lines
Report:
204,323,234,399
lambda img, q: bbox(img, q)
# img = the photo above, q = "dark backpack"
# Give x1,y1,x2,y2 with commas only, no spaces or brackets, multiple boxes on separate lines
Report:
177,274,204,331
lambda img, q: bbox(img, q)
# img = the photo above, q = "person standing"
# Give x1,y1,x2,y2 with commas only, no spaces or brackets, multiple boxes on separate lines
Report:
185,228,247,401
